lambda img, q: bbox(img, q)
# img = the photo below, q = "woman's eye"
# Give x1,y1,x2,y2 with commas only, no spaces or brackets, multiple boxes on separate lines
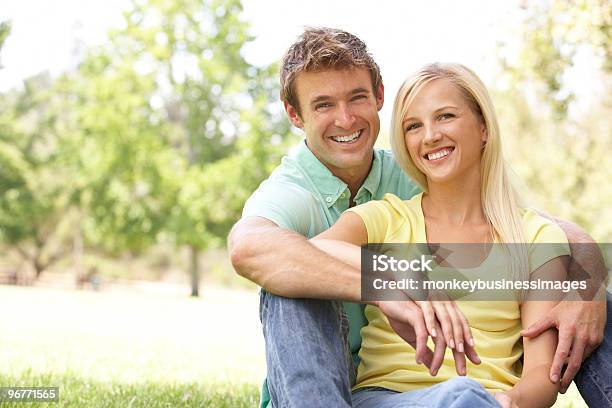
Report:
405,123,421,132
439,113,455,120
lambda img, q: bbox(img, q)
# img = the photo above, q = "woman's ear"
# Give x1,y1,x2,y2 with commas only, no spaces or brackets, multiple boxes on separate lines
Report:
481,121,488,145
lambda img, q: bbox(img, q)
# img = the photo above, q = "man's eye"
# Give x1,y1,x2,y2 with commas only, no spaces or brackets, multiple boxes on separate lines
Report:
315,103,332,110
351,94,367,101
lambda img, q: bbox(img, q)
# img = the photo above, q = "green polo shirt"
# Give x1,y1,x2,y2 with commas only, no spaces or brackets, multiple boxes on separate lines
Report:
242,140,420,407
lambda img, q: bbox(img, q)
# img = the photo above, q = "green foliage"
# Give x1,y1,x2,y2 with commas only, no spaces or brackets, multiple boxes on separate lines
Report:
55,0,290,255
0,0,293,282
497,0,611,241
69,0,292,256
510,0,611,119
0,20,11,67
65,58,178,253
0,74,73,275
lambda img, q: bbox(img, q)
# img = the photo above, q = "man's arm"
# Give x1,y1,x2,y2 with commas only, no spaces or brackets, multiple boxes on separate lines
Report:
521,217,608,393
229,215,447,373
228,216,362,301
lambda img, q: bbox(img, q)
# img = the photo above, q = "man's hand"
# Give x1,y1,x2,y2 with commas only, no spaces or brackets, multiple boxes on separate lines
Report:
520,299,606,392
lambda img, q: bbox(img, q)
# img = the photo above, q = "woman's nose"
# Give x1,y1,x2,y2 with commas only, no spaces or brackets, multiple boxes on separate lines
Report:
423,125,442,144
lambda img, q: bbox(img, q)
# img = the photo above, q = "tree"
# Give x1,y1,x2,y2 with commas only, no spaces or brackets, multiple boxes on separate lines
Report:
71,0,292,295
496,0,611,241
0,20,11,68
0,73,74,277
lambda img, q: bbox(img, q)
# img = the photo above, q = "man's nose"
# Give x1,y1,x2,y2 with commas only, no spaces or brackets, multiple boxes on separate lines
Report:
334,104,356,129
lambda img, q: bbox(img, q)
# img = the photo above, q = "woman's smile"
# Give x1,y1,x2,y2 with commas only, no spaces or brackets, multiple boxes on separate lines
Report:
423,146,455,162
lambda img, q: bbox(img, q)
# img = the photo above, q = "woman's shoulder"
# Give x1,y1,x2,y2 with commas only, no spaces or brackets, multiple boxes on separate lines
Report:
351,192,422,217
520,208,568,245
347,193,422,242
379,192,423,218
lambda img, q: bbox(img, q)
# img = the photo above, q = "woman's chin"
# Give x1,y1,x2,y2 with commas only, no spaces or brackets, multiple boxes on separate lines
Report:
424,170,458,185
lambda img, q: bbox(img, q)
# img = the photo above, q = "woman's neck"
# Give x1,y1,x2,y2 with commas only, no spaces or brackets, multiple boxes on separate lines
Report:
422,171,486,226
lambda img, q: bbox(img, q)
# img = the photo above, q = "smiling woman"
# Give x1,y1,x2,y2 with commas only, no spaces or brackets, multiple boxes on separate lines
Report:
401,78,486,187
311,63,572,408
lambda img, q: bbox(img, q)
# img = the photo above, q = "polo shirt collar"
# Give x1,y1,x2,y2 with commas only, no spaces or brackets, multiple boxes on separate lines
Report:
292,140,383,207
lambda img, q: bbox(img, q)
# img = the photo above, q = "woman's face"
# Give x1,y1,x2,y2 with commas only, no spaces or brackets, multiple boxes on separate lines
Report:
402,78,487,186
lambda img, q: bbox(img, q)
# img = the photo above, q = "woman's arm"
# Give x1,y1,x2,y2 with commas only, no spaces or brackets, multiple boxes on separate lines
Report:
310,212,369,267
503,300,560,407
499,255,570,407
311,210,480,375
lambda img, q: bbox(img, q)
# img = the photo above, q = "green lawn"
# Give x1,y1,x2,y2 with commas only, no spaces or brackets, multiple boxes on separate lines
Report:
0,284,264,407
0,372,259,407
0,284,588,407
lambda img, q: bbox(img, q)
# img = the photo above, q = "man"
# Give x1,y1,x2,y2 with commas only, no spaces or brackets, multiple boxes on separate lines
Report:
228,27,610,407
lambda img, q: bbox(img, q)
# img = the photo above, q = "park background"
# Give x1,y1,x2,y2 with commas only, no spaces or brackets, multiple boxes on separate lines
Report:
0,0,609,406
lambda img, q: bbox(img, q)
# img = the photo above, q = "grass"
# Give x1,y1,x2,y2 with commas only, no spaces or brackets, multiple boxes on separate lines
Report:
0,284,264,407
0,371,259,407
0,283,589,407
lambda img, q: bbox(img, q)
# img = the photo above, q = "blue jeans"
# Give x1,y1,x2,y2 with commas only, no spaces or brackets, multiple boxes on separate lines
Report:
261,290,612,407
260,290,353,407
575,290,612,407
353,378,499,408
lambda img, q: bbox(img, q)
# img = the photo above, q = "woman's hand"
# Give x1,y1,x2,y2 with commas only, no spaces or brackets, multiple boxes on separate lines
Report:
495,392,519,408
415,291,481,375
377,300,447,376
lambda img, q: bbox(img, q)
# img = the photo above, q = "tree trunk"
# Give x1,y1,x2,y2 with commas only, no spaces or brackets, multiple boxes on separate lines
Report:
74,215,83,280
189,244,200,297
33,255,44,278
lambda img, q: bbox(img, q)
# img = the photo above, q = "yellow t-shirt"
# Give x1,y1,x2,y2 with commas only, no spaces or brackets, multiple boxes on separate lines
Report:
347,192,570,393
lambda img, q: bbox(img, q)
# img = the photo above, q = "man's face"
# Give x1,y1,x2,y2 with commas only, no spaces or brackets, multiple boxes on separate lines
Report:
285,68,384,179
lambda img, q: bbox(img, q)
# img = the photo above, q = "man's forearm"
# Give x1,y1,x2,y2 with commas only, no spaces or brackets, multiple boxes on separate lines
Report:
539,214,608,297
229,219,362,301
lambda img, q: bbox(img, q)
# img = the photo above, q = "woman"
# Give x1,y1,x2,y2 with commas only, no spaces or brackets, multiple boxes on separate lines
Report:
311,63,569,407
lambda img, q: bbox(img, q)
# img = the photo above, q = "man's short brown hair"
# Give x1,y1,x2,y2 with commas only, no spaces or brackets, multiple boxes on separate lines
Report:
280,27,383,115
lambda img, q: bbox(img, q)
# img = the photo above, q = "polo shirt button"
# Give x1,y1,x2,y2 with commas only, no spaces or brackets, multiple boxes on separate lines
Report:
340,193,346,198
325,196,333,203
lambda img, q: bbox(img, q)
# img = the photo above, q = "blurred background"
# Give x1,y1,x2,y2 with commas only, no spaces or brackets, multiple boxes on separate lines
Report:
0,0,609,406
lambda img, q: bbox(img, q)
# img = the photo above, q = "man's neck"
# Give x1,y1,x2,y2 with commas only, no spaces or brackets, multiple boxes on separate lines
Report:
332,155,374,200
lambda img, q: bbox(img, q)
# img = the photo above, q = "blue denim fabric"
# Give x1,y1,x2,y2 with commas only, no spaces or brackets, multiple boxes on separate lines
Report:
575,290,612,408
260,288,612,407
260,289,354,407
352,377,500,408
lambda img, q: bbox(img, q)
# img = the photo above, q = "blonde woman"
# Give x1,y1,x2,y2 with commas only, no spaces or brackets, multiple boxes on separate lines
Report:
310,63,569,408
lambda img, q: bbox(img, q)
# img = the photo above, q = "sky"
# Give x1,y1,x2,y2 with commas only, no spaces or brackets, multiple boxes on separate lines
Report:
0,1,525,122
1,0,599,125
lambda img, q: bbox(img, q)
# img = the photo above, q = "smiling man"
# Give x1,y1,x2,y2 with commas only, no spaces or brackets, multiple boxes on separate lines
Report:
284,67,381,198
228,28,610,408
229,28,429,407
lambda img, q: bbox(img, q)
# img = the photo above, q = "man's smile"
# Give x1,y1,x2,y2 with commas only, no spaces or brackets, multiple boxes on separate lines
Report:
330,129,364,144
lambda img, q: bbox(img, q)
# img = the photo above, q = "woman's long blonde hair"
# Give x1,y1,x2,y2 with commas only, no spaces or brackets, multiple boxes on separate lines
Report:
390,63,529,286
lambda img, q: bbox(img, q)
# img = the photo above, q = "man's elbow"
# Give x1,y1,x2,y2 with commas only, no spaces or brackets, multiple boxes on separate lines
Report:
228,229,254,281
